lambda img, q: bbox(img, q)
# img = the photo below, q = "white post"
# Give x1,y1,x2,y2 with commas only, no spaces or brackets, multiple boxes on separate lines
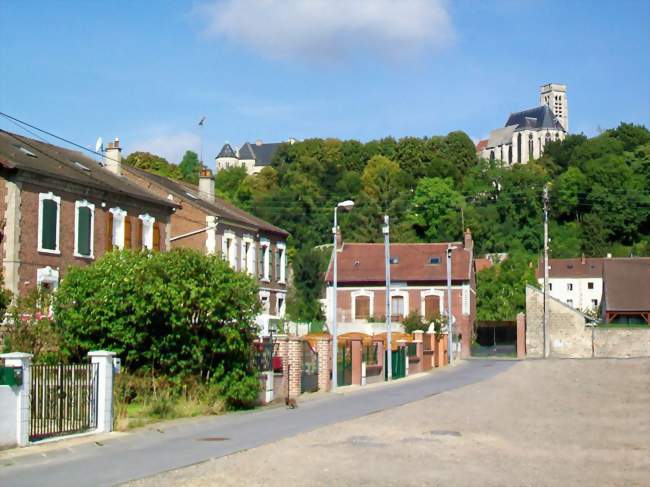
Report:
361,361,367,386
0,352,32,447
405,352,409,377
264,371,274,403
88,351,116,433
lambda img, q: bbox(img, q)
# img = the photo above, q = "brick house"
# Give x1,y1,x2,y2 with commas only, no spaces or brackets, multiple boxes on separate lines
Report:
121,161,289,335
601,258,650,325
324,230,477,358
0,131,176,298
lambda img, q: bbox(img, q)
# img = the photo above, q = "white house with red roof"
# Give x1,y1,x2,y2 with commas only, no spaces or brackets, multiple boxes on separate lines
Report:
536,256,604,312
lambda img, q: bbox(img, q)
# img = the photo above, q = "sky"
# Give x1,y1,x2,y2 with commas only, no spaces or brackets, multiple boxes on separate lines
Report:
1,0,649,166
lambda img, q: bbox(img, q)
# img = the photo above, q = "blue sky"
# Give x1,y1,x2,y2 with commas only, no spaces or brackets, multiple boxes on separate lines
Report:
1,0,649,165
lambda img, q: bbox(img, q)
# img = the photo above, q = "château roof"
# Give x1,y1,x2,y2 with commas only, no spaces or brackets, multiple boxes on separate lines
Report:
238,141,283,167
217,143,237,159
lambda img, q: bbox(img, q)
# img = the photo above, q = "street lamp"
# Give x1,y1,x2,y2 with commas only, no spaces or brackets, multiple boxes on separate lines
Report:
446,244,458,364
331,200,354,392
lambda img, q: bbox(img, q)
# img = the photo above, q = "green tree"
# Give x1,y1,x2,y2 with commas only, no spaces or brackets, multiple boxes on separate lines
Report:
409,177,465,242
361,155,405,212
179,150,200,184
54,249,261,408
215,166,248,203
124,151,182,180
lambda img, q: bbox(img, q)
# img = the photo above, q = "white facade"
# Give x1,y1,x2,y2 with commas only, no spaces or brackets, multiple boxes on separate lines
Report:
540,83,568,132
537,276,602,312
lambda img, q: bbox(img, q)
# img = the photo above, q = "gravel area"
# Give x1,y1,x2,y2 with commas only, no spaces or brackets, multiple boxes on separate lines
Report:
130,358,650,487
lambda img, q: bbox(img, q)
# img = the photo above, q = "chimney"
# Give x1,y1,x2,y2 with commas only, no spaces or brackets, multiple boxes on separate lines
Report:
198,166,215,202
581,253,586,264
104,138,122,175
464,228,473,251
255,139,263,146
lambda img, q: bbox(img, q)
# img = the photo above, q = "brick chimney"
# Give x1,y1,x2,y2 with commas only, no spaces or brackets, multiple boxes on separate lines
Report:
464,228,473,251
198,166,215,202
581,253,586,264
104,138,122,175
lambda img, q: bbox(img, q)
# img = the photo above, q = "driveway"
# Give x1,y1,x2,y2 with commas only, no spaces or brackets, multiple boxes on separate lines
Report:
0,359,513,487
131,358,650,487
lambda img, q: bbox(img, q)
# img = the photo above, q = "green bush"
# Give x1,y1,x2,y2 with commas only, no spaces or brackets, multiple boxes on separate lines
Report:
217,369,260,409
402,311,425,334
54,249,262,408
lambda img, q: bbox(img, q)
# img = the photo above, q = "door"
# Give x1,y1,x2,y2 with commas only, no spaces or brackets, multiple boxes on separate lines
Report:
424,295,440,321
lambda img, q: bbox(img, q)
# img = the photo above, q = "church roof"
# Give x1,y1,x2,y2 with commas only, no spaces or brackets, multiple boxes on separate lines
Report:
487,125,516,148
505,105,564,131
217,143,237,159
238,141,283,167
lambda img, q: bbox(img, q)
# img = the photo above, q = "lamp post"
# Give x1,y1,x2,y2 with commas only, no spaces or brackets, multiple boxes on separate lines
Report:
331,200,354,392
446,244,457,364
383,215,392,381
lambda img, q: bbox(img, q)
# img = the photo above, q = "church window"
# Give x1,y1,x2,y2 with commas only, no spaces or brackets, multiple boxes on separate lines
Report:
545,132,551,145
528,134,534,160
508,145,512,165
517,133,522,163
490,150,495,161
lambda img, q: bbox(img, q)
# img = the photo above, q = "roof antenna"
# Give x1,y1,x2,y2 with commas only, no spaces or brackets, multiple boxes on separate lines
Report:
95,137,105,165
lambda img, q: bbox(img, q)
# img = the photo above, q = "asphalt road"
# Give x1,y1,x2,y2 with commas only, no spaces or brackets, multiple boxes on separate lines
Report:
0,359,514,487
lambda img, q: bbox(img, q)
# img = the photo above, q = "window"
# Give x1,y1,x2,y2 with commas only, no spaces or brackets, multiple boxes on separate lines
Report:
355,295,370,320
38,192,61,253
37,266,59,292
259,239,270,280
549,283,553,291
277,295,286,318
275,249,281,281
528,133,534,160
276,243,286,283
592,299,598,307
258,245,265,279
567,283,573,291
424,295,440,320
490,150,495,161
517,133,522,163
588,282,594,290
429,257,440,265
508,145,513,165
566,299,574,307
391,295,405,321
138,214,155,250
74,200,94,258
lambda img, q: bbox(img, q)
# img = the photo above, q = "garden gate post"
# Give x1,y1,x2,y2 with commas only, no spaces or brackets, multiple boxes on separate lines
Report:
88,351,116,433
350,339,362,386
0,352,32,447
316,336,332,392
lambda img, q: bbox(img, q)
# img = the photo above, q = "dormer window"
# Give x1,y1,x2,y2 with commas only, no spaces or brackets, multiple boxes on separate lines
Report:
390,257,399,264
429,257,440,265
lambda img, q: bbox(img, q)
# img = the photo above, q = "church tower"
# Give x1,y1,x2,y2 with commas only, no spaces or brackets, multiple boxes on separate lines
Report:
540,83,568,132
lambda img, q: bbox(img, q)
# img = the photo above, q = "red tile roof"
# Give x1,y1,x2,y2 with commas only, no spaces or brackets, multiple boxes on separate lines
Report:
325,243,472,284
474,258,493,273
536,258,604,279
603,258,650,312
476,139,488,152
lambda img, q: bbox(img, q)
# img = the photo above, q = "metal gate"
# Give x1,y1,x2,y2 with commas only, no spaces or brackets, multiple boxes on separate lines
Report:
300,341,319,393
30,364,99,442
337,341,352,387
385,348,406,380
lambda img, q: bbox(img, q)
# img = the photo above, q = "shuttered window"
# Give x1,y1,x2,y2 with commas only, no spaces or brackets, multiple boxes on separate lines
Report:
135,219,143,249
77,206,92,256
106,212,114,251
355,296,370,320
258,247,265,279
275,250,281,281
424,295,441,320
124,217,132,249
153,223,161,251
41,199,58,251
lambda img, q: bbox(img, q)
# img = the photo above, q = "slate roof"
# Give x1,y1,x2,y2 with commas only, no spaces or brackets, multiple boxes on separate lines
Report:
486,125,517,148
505,105,564,131
536,258,604,279
123,164,288,237
0,130,177,209
238,142,283,167
325,243,472,284
602,258,650,312
217,143,237,159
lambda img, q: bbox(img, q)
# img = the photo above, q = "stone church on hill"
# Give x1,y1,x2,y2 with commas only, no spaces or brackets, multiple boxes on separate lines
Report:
477,83,568,165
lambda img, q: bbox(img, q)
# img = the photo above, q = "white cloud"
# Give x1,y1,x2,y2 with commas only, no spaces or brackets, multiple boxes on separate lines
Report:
197,0,455,63
128,131,201,164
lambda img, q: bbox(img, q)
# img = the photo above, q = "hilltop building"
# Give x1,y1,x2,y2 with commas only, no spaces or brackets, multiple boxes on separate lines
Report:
216,139,296,175
477,83,568,165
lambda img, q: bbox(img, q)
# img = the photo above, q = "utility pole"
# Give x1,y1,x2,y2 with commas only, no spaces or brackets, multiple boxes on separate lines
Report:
446,244,454,364
543,184,550,358
383,215,392,381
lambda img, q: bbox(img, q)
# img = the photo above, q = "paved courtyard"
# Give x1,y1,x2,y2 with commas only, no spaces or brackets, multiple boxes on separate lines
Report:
132,358,650,487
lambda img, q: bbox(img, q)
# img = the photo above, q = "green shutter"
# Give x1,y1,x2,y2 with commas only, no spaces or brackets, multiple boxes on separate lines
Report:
77,206,92,256
41,199,58,250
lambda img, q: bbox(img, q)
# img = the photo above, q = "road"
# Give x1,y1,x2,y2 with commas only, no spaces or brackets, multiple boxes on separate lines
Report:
0,360,514,487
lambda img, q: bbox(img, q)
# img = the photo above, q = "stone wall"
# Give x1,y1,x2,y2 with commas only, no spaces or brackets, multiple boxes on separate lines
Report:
525,285,650,358
593,328,650,358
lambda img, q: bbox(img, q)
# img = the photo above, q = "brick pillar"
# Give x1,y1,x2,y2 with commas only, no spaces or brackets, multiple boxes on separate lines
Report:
375,339,384,368
351,339,362,386
275,335,289,397
316,336,332,392
287,337,302,398
516,312,526,359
